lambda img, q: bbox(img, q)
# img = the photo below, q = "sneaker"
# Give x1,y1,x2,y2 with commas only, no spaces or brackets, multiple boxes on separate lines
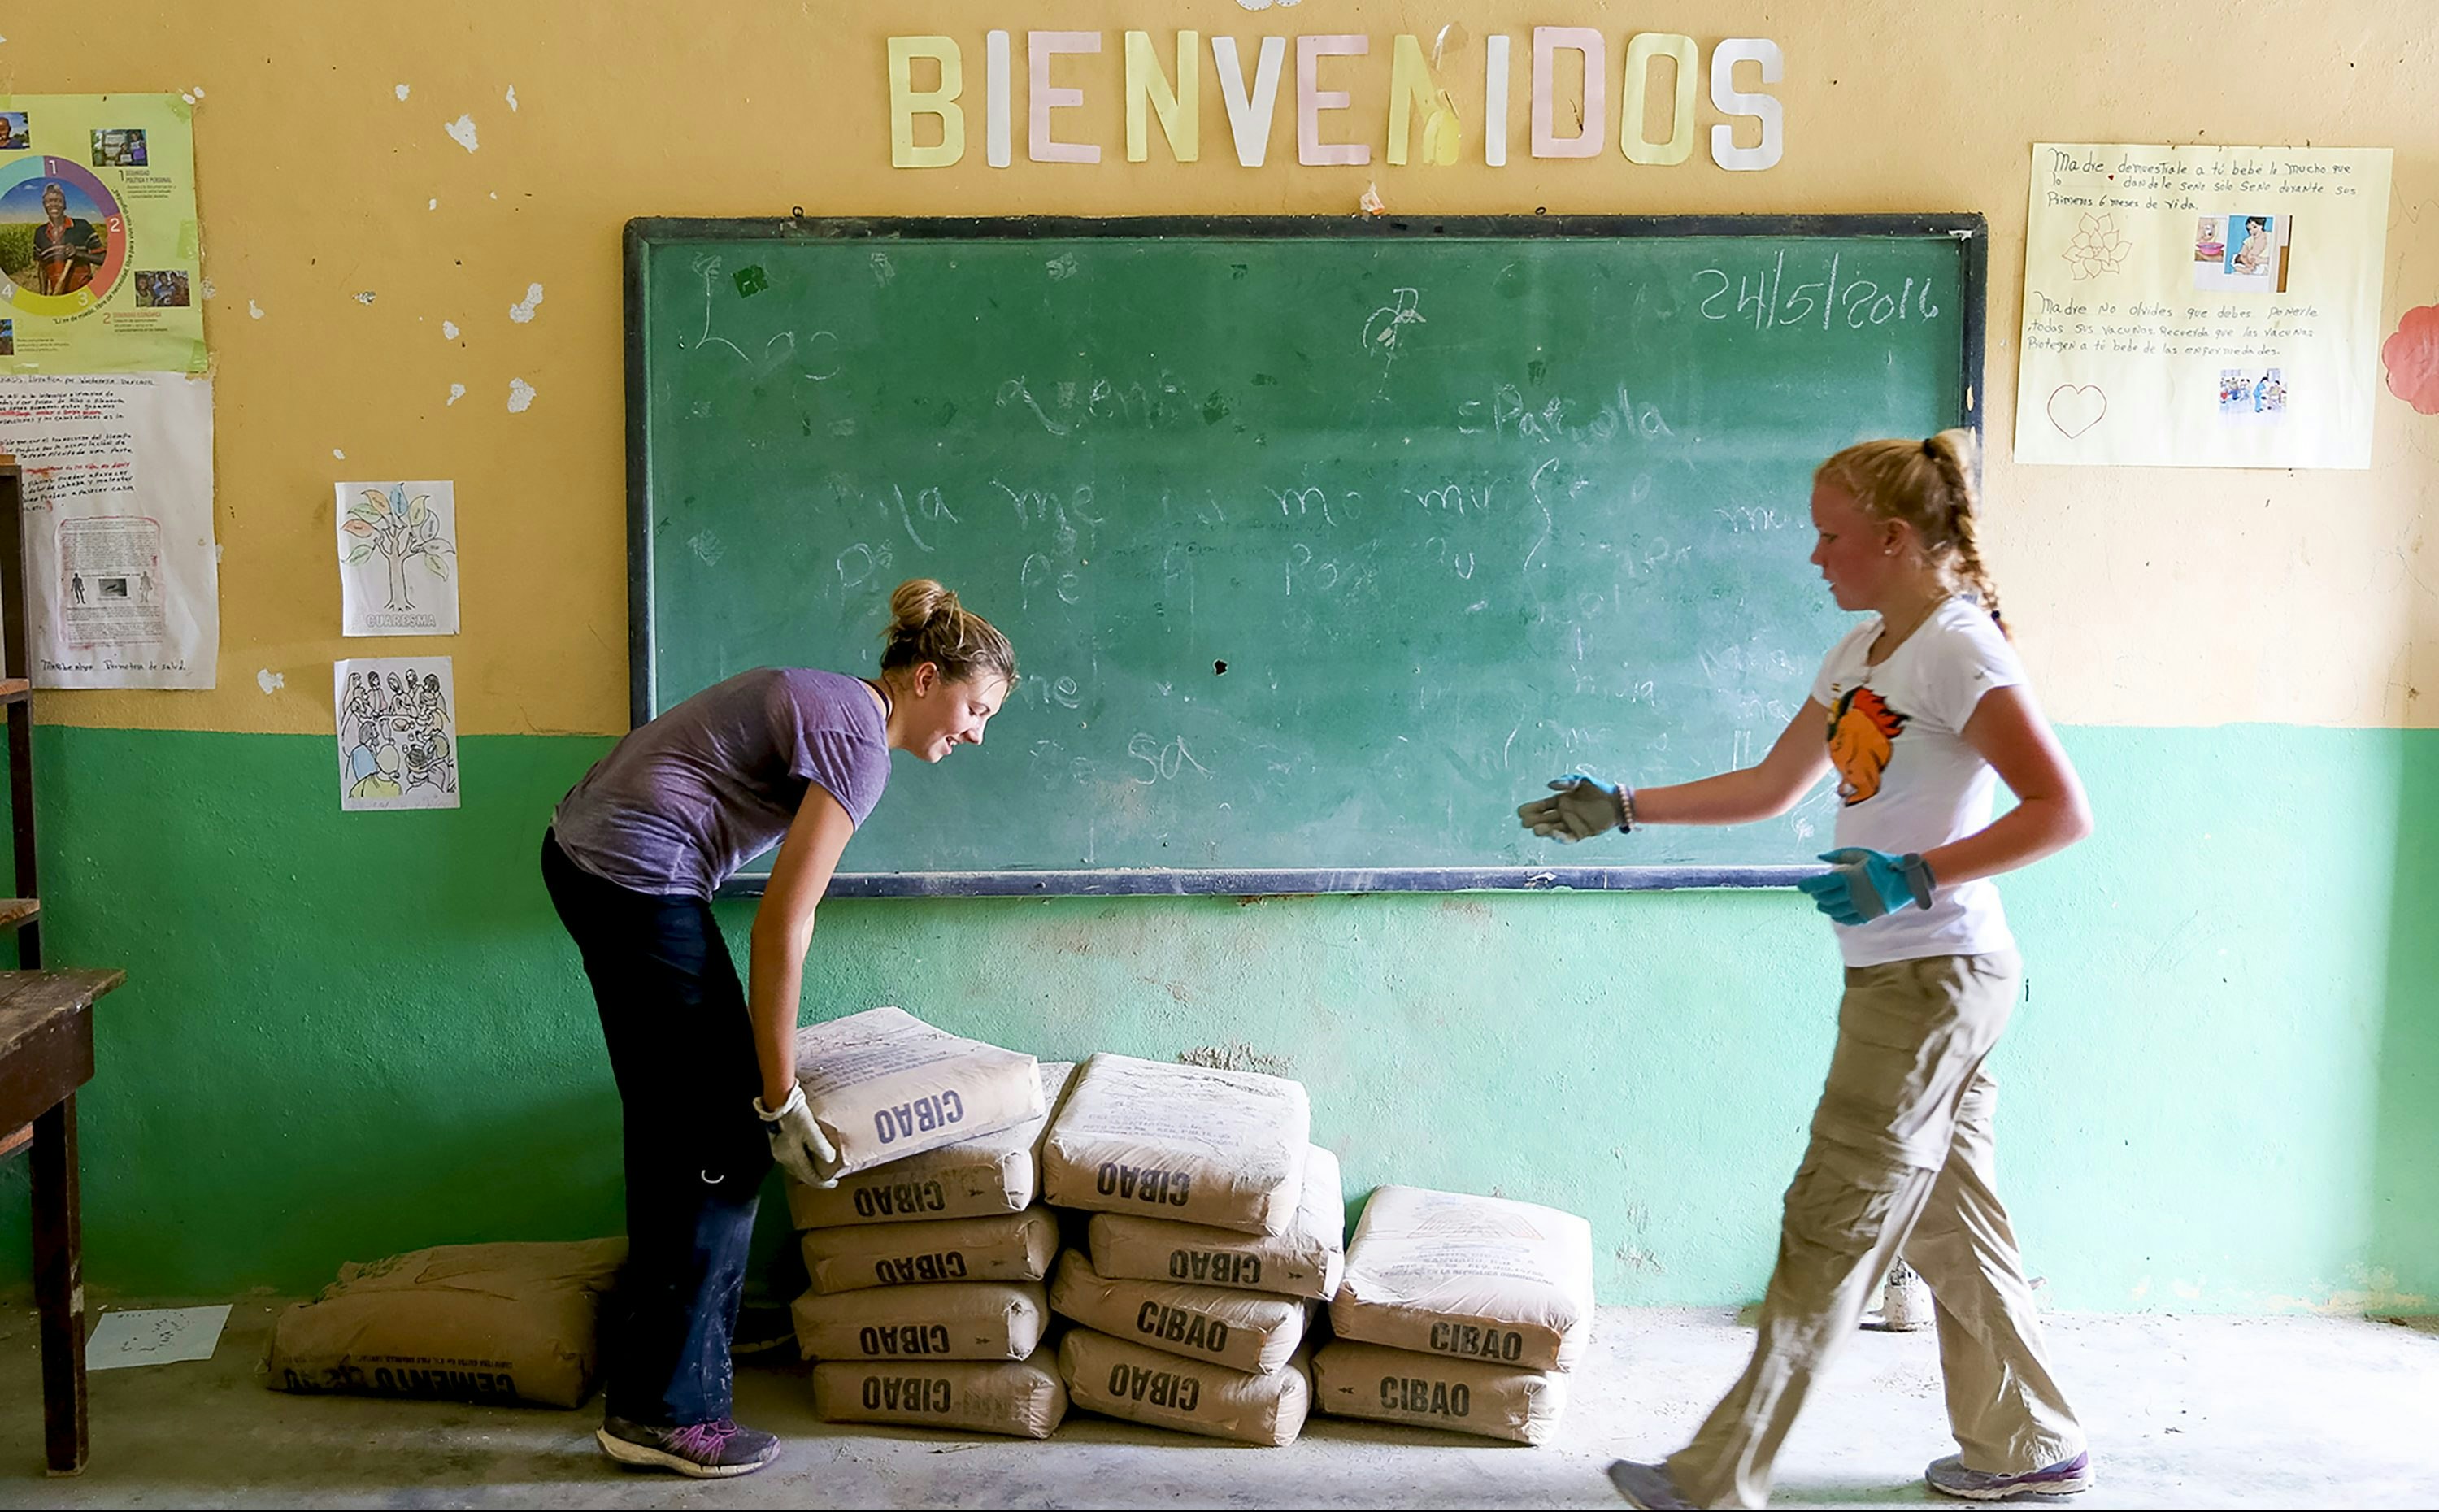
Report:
1606,1459,1699,1510
596,1414,780,1479
1927,1451,2095,1500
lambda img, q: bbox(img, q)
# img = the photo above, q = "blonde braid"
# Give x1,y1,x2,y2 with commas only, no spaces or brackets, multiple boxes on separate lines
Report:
1922,429,2006,638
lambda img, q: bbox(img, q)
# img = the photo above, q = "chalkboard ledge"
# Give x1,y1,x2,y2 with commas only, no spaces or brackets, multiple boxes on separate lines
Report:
716,867,1821,899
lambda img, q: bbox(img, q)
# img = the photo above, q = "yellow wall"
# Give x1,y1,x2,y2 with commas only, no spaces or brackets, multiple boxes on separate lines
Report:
9,0,2436,735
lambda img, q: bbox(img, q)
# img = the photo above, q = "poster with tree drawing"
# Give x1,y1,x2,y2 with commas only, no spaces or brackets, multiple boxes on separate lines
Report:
334,655,460,811
337,480,459,635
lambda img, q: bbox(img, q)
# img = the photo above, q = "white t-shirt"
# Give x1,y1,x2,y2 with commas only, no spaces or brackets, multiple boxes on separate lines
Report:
1809,597,2025,967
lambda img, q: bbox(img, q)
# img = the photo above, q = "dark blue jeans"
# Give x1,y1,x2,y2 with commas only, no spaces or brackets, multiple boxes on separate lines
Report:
541,829,770,1427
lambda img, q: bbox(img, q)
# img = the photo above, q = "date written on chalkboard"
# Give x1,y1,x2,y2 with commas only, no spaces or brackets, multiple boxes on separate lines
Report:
1693,253,1945,333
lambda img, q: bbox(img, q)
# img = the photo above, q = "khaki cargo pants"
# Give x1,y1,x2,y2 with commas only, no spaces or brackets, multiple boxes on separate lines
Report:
1667,950,2085,1510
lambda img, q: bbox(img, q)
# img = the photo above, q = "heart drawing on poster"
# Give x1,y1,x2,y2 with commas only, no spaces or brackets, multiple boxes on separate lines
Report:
2046,385,2108,439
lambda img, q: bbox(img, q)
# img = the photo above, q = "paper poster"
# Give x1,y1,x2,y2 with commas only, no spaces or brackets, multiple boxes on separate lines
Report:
86,1305,231,1370
2016,143,2392,468
336,656,460,811
338,480,459,637
0,371,218,689
0,93,206,374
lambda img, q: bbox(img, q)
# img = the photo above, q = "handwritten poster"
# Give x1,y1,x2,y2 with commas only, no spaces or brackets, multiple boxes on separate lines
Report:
2015,144,2391,469
0,372,219,689
0,93,206,375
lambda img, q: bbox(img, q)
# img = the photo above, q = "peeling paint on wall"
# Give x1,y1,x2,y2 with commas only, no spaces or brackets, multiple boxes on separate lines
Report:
445,113,479,152
255,669,285,694
446,383,466,406
508,284,544,324
506,85,520,111
441,320,460,340
507,377,536,413
394,84,410,102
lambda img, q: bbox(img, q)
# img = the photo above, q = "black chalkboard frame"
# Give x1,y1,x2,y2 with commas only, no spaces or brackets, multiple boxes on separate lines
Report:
624,213,1989,898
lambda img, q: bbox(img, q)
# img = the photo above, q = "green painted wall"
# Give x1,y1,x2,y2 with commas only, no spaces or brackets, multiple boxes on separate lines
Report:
1,723,2431,1314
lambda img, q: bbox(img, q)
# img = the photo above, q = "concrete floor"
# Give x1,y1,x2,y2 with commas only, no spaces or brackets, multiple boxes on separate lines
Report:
2,1302,2435,1509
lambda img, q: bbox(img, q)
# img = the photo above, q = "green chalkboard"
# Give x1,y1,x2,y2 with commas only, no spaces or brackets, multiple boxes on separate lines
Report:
626,215,1985,896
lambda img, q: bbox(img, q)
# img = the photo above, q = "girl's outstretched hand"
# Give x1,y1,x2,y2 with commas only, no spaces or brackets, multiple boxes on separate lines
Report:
1517,772,1630,843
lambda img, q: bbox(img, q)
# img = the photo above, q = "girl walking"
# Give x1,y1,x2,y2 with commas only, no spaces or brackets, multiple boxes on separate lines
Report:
1521,433,2094,1508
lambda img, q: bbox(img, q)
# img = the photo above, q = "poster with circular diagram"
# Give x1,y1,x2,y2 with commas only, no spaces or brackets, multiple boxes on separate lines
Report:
0,93,205,374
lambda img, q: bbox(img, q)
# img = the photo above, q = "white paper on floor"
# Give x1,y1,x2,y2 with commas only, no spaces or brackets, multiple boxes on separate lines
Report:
85,1304,233,1369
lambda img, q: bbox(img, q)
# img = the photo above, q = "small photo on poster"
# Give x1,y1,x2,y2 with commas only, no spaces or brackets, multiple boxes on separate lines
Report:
0,321,11,357
0,115,28,152
133,271,189,307
1,176,114,299
2219,367,2289,422
90,128,147,168
336,656,460,811
2193,214,2293,294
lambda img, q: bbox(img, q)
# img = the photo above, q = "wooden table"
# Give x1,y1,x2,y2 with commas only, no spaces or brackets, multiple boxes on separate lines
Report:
2,967,124,1475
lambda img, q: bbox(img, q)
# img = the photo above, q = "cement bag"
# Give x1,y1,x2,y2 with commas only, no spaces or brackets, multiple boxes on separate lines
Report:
791,1281,1046,1362
792,1007,1043,1180
1312,1340,1570,1445
1047,1249,1309,1375
1330,1186,1595,1372
266,1238,624,1409
1041,1054,1310,1236
787,1062,1076,1229
802,1208,1059,1294
1059,1327,1311,1446
812,1352,1068,1439
1088,1144,1346,1301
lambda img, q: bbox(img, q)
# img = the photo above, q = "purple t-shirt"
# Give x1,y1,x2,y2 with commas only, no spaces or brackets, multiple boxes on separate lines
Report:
552,667,890,897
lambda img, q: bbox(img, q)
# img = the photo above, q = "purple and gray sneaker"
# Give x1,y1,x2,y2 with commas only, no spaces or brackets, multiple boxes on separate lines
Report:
597,1414,780,1479
1927,1451,2095,1500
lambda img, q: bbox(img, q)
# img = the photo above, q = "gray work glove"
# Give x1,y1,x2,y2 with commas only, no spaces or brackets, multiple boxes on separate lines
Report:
1516,771,1632,843
754,1082,841,1188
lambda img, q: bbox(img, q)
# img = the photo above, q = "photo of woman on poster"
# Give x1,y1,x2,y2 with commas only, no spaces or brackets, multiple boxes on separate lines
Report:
29,181,106,296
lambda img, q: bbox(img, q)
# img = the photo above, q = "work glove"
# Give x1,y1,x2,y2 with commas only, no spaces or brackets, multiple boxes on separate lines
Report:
1795,847,1936,925
1516,771,1633,843
754,1082,841,1188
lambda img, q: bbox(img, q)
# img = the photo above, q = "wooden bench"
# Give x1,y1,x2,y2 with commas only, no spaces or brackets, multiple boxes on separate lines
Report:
2,968,124,1475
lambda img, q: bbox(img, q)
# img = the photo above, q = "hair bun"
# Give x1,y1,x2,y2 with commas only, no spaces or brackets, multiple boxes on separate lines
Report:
876,578,1019,685
887,578,958,636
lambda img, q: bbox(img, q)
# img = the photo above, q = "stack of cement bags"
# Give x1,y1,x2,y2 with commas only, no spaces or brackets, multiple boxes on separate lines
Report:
1314,1185,1593,1445
782,1008,1072,1439
1041,1054,1338,1446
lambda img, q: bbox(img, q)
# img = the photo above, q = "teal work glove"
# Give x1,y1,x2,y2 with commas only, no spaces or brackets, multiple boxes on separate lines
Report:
1515,771,1633,844
1796,848,1937,925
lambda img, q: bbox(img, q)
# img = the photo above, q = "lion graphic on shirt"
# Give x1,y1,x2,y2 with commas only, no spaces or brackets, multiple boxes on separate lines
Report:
1826,686,1908,806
